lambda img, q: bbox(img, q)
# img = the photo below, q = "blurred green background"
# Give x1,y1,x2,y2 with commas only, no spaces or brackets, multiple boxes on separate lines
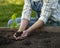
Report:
0,0,36,27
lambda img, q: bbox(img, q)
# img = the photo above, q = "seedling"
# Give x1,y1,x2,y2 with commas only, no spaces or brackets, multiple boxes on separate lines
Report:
10,13,18,29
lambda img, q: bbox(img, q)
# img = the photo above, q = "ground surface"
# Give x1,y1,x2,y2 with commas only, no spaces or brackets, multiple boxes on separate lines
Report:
0,30,60,48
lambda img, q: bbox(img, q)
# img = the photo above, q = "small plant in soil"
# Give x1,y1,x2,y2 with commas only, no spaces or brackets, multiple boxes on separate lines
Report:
10,13,19,29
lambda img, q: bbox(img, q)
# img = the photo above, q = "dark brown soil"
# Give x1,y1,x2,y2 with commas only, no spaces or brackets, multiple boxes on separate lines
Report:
0,30,60,48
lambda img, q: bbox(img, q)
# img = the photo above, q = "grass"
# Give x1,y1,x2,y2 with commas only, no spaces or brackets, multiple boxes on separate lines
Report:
0,4,36,27
0,4,23,27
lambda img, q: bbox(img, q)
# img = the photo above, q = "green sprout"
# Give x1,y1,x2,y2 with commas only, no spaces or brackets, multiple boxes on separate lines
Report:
10,13,18,29
12,13,16,20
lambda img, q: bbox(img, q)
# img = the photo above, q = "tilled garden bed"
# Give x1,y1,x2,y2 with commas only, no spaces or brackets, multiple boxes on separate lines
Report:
0,26,60,48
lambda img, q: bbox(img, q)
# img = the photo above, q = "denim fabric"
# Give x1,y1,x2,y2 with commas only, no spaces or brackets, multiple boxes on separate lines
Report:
31,1,42,12
31,1,42,19
46,19,59,26
8,17,59,27
51,21,60,26
8,18,36,27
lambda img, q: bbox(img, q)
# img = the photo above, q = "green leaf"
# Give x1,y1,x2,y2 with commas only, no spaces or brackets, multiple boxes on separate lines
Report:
10,13,19,29
11,13,17,20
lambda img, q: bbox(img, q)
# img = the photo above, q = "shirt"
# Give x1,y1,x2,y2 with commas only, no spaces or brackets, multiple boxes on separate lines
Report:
21,0,60,24
39,0,60,24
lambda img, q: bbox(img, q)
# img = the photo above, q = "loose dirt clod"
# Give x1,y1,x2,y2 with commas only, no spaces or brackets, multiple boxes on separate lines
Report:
15,31,23,37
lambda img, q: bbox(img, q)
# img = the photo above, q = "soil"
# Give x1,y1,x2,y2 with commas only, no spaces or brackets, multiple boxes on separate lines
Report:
0,30,60,48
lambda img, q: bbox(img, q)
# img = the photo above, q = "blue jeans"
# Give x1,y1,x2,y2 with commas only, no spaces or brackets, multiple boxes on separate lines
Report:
8,17,59,27
8,18,36,27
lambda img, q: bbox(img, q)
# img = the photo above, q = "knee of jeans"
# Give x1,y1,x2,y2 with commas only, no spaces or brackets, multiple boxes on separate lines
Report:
28,20,35,27
52,22,58,26
16,18,21,23
7,19,14,27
